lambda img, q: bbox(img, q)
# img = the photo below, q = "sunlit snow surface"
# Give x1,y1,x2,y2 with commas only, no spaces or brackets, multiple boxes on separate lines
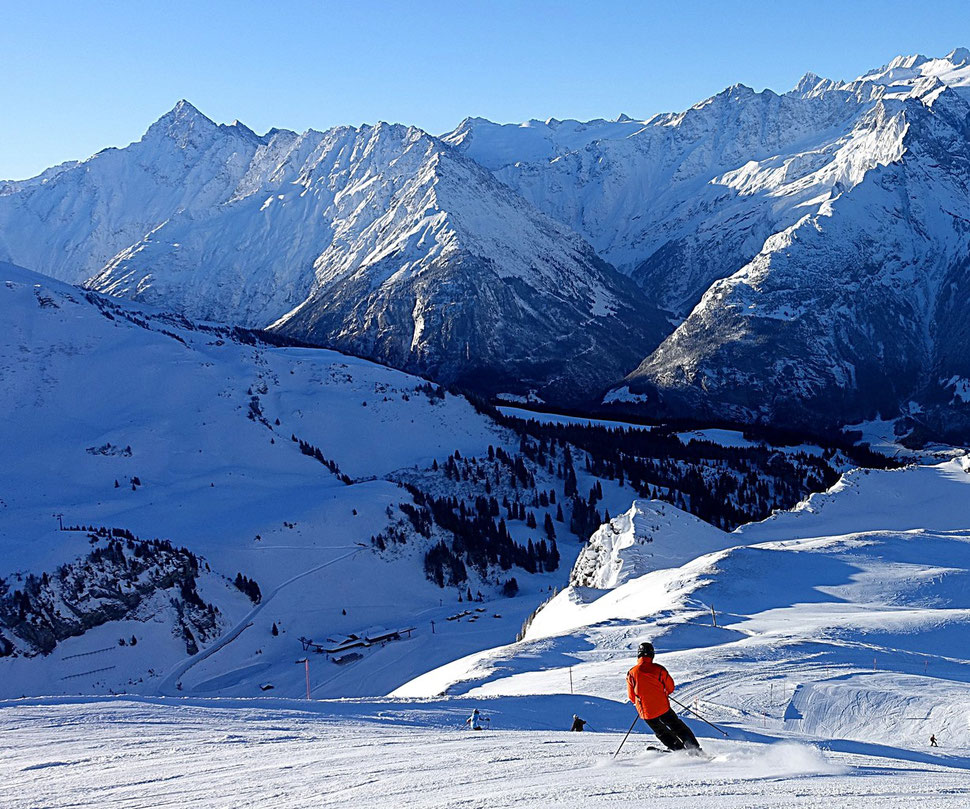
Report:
2,698,969,808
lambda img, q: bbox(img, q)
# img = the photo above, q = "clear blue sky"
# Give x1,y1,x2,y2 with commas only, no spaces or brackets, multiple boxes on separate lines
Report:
3,0,969,179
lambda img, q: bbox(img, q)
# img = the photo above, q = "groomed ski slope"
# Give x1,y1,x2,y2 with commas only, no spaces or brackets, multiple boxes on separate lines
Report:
2,697,968,808
386,458,970,804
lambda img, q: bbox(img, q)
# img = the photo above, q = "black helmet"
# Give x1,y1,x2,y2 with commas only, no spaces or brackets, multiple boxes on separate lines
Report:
637,641,655,658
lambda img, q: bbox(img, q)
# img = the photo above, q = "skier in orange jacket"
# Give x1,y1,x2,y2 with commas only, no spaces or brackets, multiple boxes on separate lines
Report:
626,641,701,752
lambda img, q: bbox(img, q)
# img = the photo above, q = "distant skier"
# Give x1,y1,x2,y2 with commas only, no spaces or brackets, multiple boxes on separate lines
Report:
570,714,587,732
626,641,701,752
464,708,484,731
930,734,938,747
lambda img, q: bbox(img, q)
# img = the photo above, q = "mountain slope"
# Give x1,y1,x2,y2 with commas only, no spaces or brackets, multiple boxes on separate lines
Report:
441,114,650,170
397,459,970,759
0,261,584,697
0,102,267,292
0,107,664,406
447,80,893,318
445,50,970,436
261,123,662,403
619,77,970,436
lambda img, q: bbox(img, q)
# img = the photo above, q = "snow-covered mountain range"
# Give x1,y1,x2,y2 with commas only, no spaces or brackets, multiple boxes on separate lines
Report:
0,104,660,405
4,50,970,434
449,49,970,438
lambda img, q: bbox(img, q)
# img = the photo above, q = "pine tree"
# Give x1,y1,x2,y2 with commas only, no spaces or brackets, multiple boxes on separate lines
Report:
564,462,577,498
548,540,560,571
544,512,556,540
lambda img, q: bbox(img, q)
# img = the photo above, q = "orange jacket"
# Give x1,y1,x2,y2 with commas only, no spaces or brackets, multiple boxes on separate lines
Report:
627,658,674,719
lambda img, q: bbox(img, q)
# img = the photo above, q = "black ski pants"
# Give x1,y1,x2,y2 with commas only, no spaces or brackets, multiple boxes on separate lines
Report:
645,708,700,751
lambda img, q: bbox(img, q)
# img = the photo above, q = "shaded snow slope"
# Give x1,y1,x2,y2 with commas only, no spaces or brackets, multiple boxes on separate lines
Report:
0,264,582,698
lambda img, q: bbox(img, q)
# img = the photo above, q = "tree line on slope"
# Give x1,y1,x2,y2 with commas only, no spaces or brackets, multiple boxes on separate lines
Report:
374,401,902,591
495,412,900,529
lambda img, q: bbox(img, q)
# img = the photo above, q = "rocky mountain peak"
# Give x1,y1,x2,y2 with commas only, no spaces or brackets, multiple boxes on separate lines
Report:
143,99,218,142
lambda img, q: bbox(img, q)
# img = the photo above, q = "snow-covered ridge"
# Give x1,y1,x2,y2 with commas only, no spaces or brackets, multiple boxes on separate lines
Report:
441,114,651,170
858,47,970,101
570,500,732,589
453,50,970,301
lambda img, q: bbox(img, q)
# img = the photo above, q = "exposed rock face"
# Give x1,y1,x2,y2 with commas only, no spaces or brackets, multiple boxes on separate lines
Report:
0,532,222,657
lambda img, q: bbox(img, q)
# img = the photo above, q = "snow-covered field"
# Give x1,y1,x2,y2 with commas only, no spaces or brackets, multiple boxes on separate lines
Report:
496,404,655,432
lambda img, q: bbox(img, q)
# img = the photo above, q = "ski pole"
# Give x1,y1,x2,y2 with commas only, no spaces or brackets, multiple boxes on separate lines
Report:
669,695,729,737
613,713,641,758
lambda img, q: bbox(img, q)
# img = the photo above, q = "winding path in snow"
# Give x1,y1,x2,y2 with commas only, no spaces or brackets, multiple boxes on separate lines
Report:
157,547,364,695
